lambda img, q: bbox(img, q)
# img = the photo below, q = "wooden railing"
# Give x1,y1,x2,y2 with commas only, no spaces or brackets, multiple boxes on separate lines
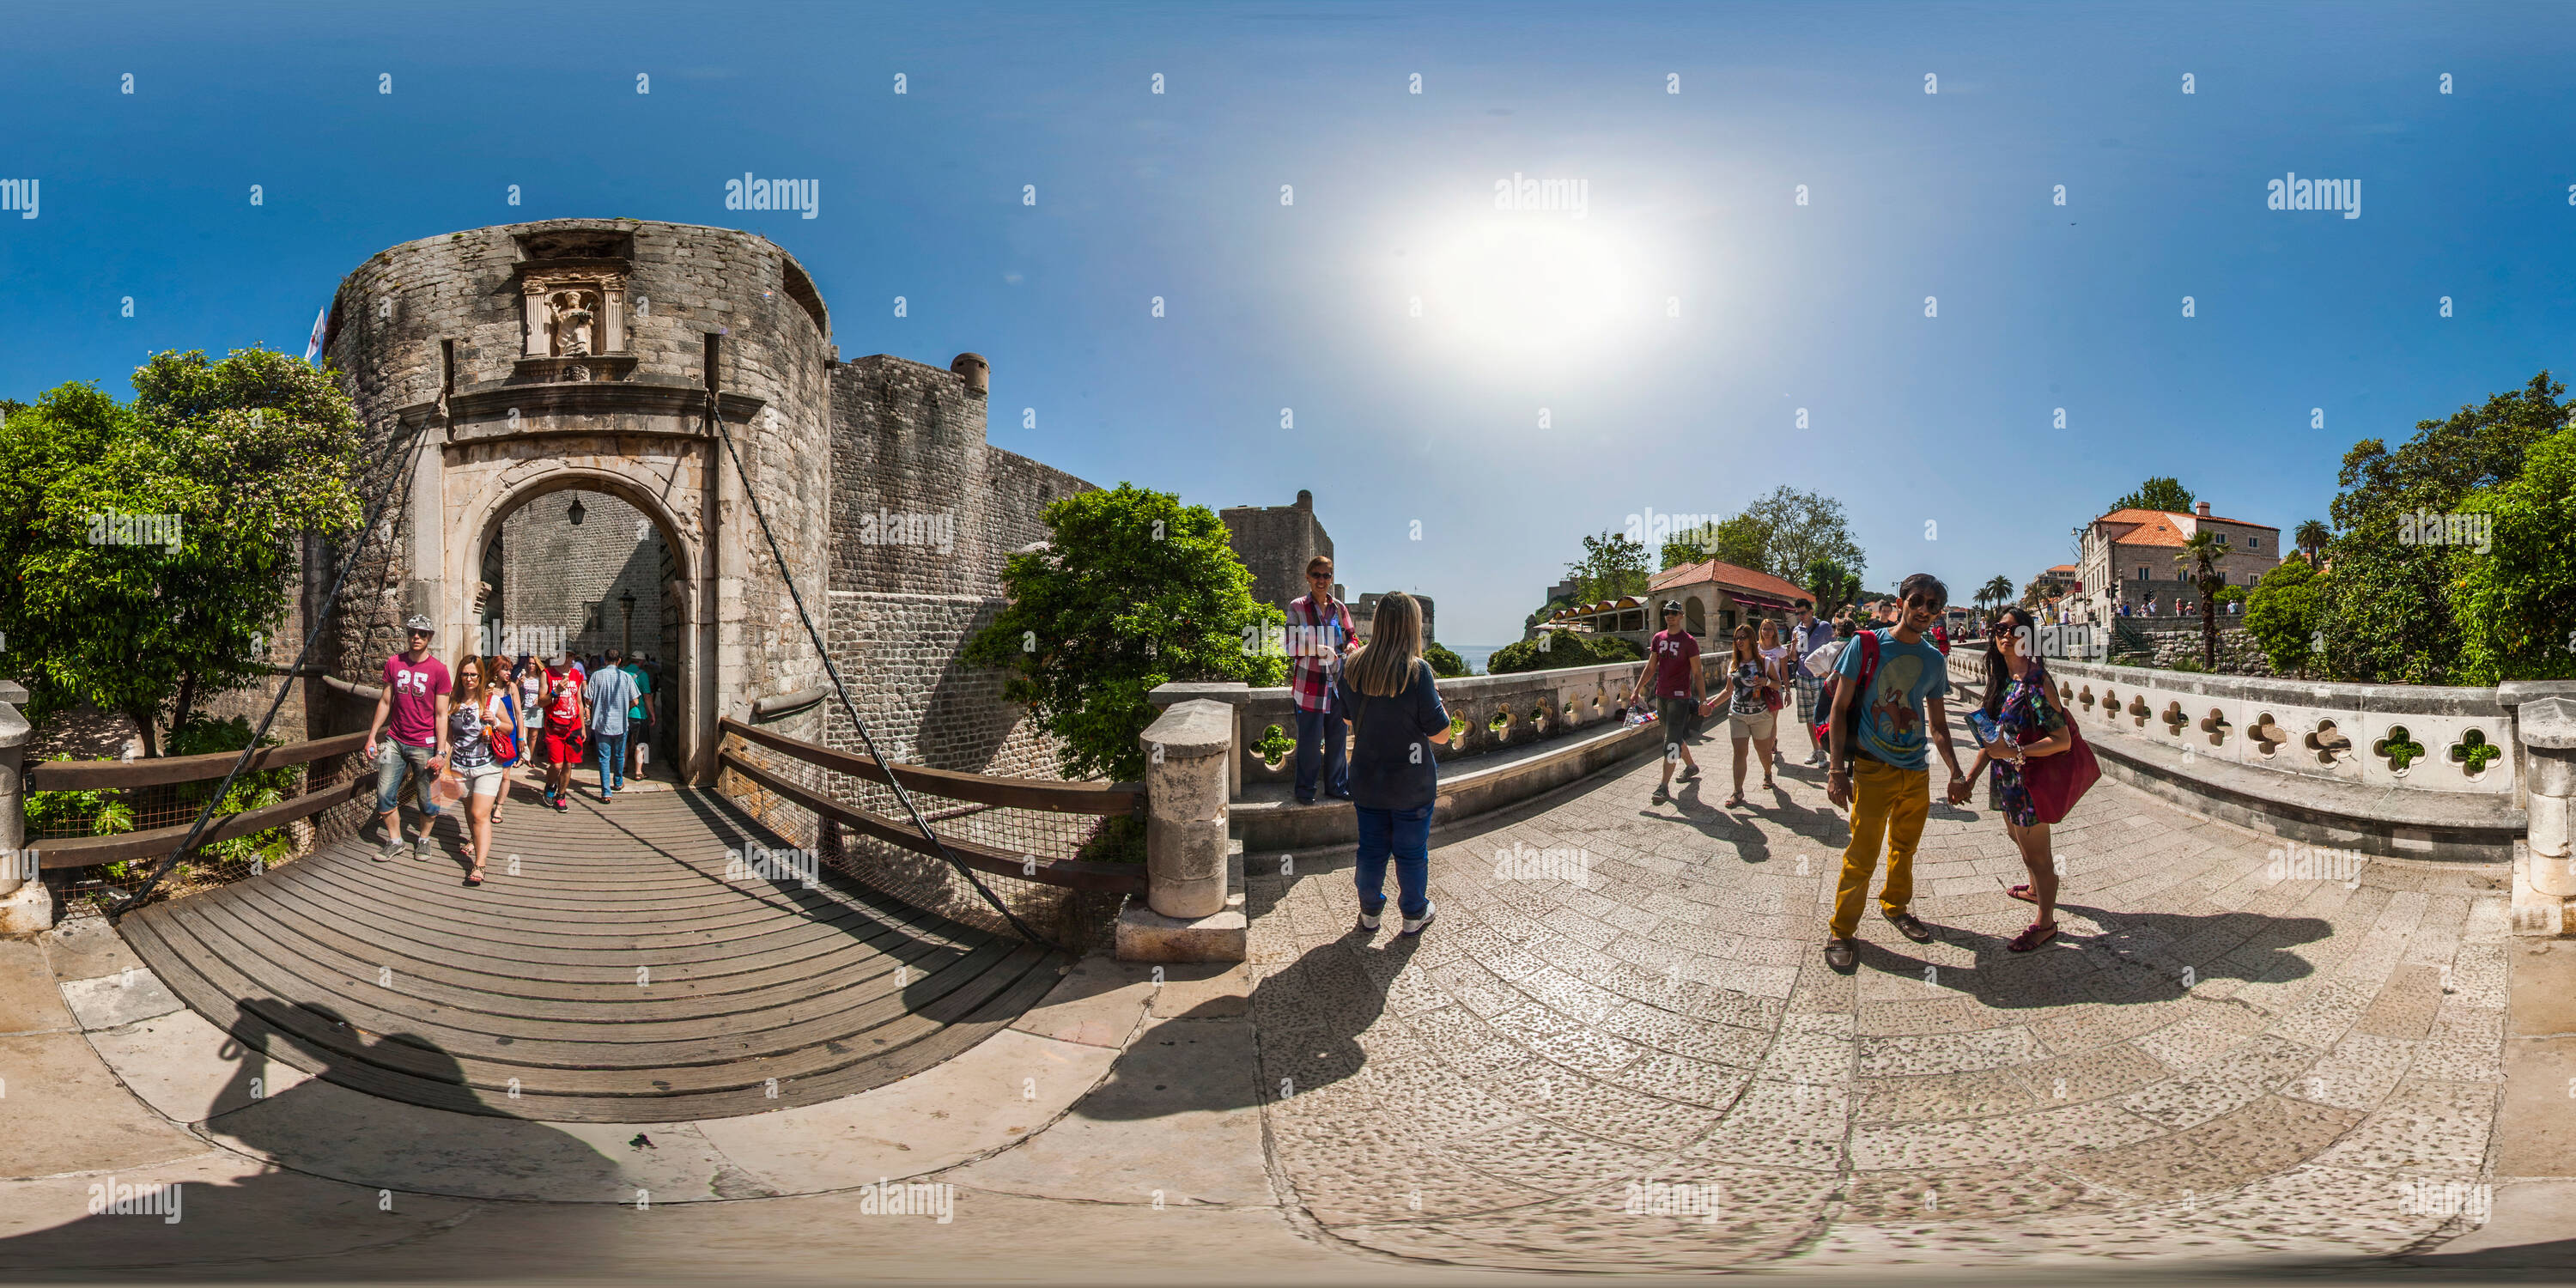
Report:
28,731,371,870
716,717,1147,896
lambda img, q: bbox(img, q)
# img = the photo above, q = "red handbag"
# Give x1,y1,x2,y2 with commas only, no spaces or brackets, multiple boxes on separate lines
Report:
2021,681,2099,823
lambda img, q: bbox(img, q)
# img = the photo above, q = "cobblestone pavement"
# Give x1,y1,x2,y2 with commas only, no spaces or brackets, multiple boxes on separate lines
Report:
1244,726,2512,1273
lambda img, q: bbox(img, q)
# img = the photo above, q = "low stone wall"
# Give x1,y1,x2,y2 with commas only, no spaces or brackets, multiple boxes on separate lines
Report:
2111,620,2275,677
1946,642,2524,862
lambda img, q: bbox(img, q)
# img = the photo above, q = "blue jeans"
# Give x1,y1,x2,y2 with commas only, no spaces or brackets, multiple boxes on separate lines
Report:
374,741,442,817
594,730,629,793
1293,707,1348,802
1353,803,1433,920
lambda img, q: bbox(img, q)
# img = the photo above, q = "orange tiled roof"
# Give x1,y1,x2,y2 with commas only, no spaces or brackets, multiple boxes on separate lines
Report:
2099,510,2189,548
2099,507,2280,533
2045,563,2076,574
1649,557,1810,605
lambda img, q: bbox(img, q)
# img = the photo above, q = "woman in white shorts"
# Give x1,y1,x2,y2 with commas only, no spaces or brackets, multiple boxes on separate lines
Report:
445,653,523,887
1698,623,1780,808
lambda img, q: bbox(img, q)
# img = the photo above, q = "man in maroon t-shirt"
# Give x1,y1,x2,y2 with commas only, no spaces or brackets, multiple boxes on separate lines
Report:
363,614,453,861
1625,600,1706,804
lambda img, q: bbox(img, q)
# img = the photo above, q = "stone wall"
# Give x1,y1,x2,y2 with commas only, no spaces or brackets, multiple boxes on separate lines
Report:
493,489,671,663
819,355,1097,779
2112,619,2275,677
1221,491,1333,615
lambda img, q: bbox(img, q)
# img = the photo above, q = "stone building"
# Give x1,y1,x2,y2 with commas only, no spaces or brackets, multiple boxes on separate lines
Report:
1543,557,1810,651
319,219,1095,785
1351,592,1436,645
1221,490,1334,615
2074,502,2281,621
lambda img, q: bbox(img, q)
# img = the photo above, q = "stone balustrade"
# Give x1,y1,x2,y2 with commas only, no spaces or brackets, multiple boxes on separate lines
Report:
0,679,44,935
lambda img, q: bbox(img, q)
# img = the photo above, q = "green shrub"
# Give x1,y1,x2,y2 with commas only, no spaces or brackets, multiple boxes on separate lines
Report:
2244,559,2324,677
1424,641,1468,677
164,714,297,869
2451,425,2576,684
1487,631,1643,675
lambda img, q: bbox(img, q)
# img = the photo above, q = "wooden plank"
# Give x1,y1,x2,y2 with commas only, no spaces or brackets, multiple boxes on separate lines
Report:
39,779,368,869
719,717,1144,817
31,732,370,790
721,750,1146,896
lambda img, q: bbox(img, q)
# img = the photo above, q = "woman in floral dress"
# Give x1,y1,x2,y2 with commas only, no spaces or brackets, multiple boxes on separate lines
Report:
1964,606,2074,951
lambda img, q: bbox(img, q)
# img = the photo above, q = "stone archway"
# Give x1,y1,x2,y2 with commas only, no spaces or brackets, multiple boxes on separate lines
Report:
442,453,714,783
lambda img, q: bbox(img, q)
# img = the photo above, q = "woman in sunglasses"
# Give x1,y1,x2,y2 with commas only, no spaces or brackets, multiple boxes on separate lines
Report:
1967,605,2074,951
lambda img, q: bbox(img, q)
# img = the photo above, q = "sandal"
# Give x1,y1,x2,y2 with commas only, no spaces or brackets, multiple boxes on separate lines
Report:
465,869,485,887
1723,793,1746,809
2008,884,2038,904
2007,921,2057,953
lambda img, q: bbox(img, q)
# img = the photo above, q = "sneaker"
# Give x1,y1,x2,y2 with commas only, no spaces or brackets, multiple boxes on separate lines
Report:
550,793,570,812
1400,901,1437,936
1651,784,1671,804
1356,911,1382,932
1679,765,1701,782
376,831,403,862
414,830,433,860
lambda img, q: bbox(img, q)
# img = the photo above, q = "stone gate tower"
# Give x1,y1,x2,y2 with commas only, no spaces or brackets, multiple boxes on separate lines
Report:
319,220,836,781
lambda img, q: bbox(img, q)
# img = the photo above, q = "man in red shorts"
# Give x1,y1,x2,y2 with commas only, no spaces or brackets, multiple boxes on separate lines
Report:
539,651,588,811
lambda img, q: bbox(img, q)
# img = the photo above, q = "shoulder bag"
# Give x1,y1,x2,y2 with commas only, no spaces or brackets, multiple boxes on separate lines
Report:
2020,670,2099,824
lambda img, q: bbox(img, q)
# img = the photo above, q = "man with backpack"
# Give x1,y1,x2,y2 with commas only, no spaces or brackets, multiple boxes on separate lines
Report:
1820,574,1969,972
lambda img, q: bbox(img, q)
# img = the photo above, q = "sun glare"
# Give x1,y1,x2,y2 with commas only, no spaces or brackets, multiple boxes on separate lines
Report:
1410,217,1640,365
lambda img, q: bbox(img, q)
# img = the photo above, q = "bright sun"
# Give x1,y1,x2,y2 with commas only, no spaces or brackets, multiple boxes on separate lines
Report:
1410,218,1638,364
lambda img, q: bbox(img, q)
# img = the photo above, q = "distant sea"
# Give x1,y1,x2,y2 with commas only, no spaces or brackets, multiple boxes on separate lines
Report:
1450,644,1504,676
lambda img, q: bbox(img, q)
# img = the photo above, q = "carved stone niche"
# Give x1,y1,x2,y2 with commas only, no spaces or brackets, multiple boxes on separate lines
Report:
512,228,638,382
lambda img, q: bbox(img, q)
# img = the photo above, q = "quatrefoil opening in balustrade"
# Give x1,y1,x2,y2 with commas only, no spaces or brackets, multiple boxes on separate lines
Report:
2247,713,2288,757
2372,726,2428,776
2159,702,2189,738
2197,708,2231,746
2126,696,2153,728
2448,728,2500,781
2306,719,2351,766
2078,686,2096,712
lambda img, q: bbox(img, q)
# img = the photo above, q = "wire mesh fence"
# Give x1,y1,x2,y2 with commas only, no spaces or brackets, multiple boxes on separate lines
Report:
717,732,1131,952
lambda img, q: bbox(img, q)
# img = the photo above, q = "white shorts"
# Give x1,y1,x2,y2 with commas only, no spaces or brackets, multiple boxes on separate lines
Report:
1728,709,1777,741
460,762,507,799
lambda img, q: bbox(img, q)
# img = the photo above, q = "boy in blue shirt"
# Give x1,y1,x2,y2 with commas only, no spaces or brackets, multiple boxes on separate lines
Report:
1821,574,1969,971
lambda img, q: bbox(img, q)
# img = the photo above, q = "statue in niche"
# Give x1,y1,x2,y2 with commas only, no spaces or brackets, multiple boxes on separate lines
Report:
550,289,599,356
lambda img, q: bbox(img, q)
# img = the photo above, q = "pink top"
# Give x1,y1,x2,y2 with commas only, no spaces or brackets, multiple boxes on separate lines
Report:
381,653,452,748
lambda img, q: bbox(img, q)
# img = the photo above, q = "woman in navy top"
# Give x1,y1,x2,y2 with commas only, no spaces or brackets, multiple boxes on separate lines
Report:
1332,592,1452,936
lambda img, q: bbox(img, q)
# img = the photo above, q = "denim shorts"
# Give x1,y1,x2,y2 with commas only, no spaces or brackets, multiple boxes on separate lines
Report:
374,740,442,816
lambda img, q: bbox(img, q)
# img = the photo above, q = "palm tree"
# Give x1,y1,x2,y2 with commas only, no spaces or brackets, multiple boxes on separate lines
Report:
1978,574,2014,625
2175,531,2227,670
2293,519,2330,568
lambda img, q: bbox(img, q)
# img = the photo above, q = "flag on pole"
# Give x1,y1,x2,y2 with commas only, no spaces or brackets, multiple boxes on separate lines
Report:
302,306,328,363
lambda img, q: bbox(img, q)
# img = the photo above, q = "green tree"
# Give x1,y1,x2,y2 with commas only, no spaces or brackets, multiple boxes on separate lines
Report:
0,349,363,755
1978,575,2014,617
2111,476,2195,514
963,483,1286,785
2321,370,2566,683
1567,531,1651,605
1424,641,1469,678
2174,531,2227,671
2244,558,2324,677
2450,424,2576,684
1487,630,1643,675
1803,556,1859,617
2293,519,2331,568
1738,485,1866,586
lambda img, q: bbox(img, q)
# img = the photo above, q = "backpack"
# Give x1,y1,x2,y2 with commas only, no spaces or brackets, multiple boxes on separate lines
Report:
485,691,519,765
1812,629,1882,750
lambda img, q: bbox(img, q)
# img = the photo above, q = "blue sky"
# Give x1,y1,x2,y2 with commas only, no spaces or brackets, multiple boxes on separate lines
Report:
5,0,2573,643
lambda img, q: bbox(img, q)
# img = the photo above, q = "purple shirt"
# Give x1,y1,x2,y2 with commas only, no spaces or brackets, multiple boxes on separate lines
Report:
381,653,451,748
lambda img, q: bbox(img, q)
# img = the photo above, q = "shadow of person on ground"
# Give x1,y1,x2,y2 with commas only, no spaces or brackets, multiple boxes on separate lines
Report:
0,1003,628,1279
1843,902,2330,1010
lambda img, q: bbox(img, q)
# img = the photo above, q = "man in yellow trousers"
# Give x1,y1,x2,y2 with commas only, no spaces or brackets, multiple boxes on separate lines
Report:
1821,574,1970,972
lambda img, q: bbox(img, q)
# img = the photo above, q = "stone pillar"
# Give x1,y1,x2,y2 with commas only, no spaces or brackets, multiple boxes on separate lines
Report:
0,680,52,935
522,284,550,358
1117,698,1246,962
2519,696,2576,899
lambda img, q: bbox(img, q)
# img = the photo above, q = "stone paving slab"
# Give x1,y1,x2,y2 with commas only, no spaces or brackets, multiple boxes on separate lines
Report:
1242,730,2517,1271
82,1005,315,1124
